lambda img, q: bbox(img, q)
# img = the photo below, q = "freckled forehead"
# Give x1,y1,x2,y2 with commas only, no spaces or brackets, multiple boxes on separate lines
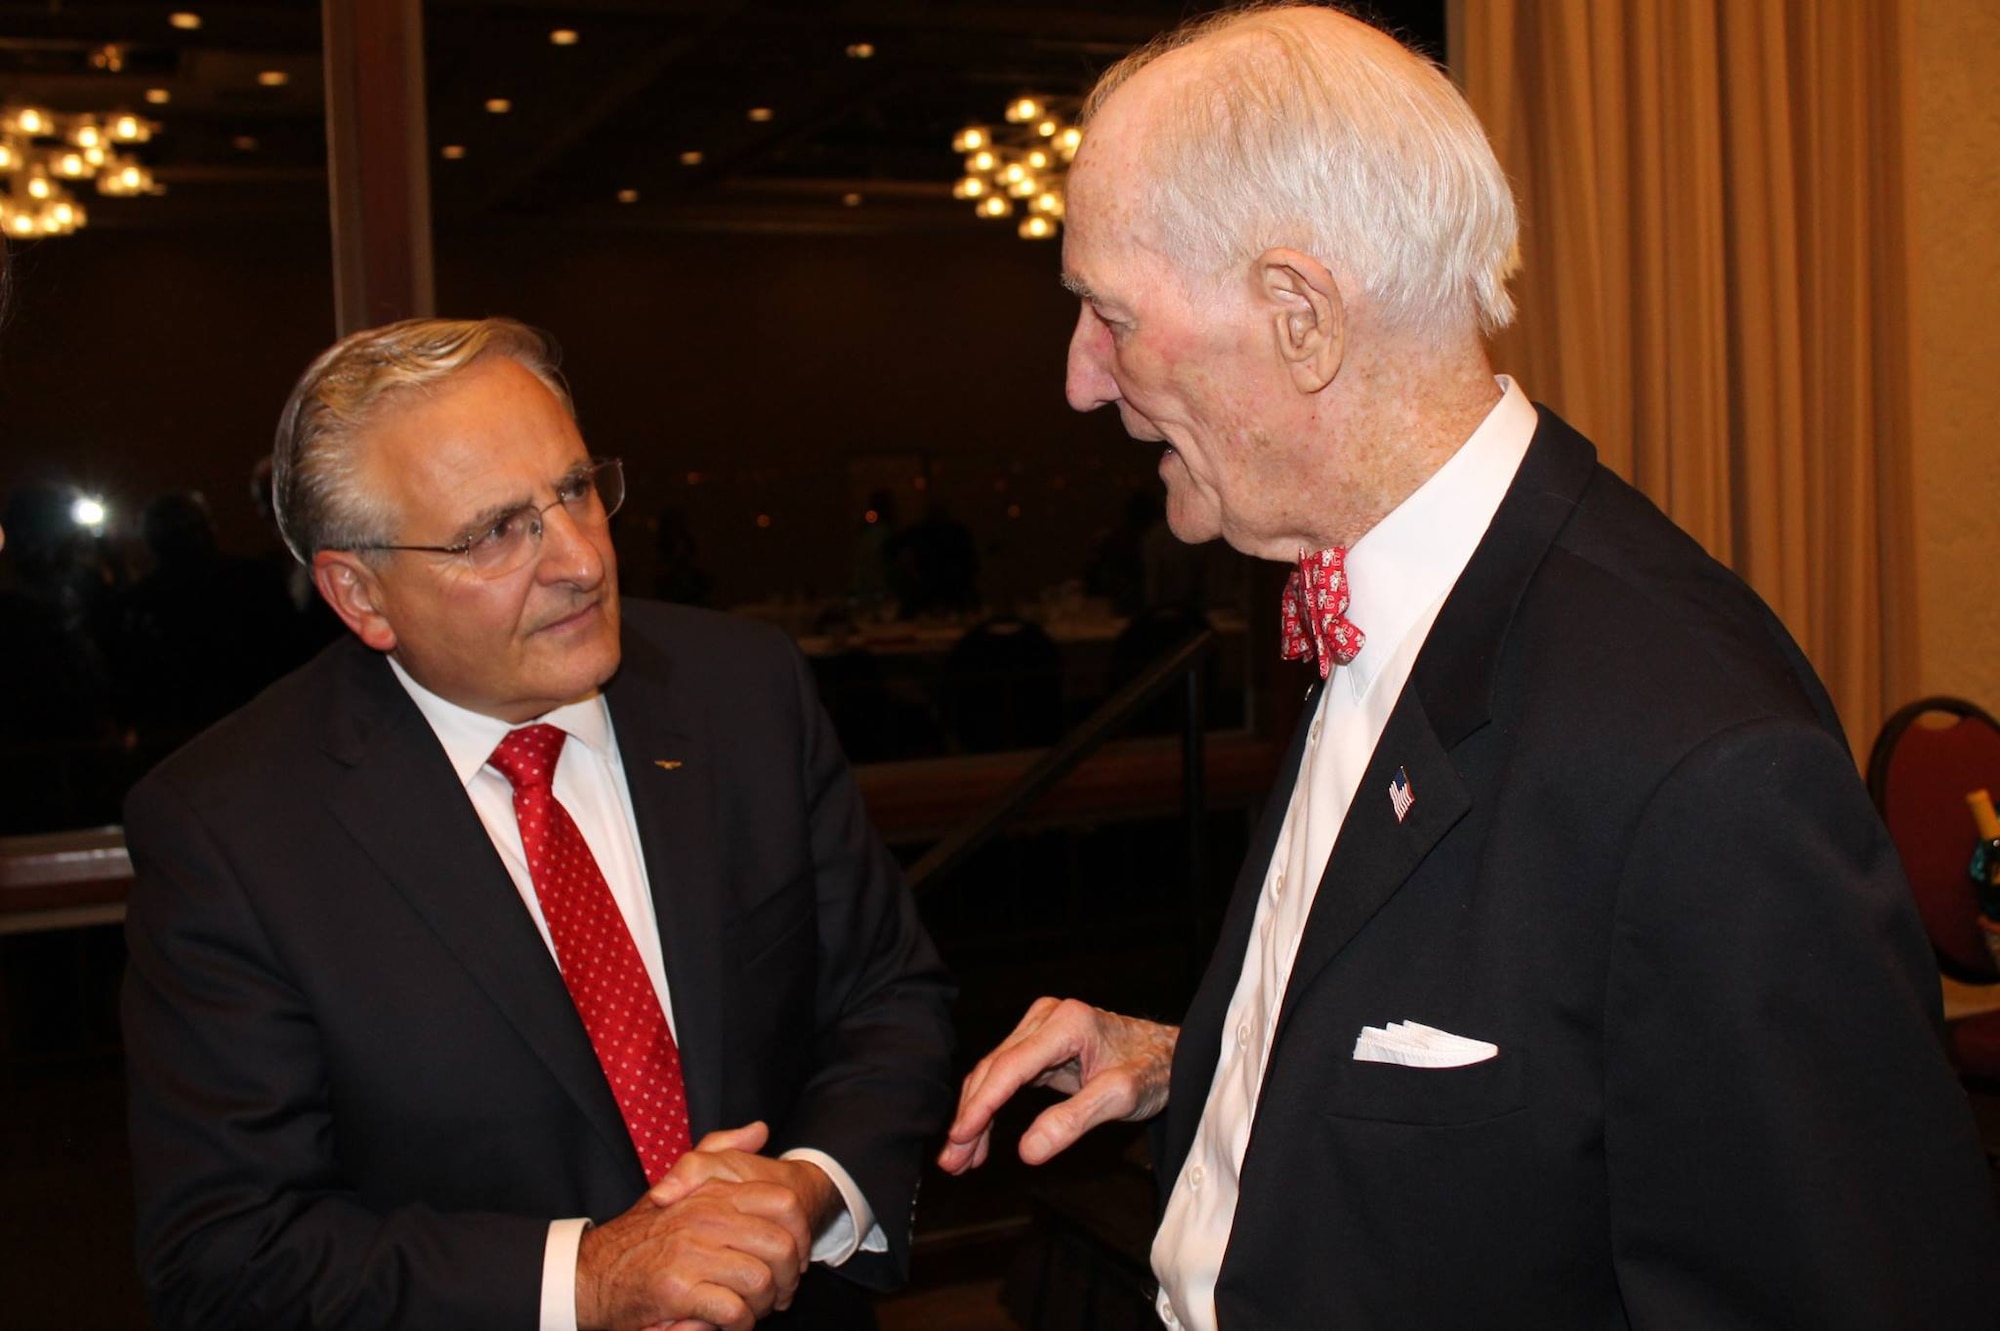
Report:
1064,58,1189,273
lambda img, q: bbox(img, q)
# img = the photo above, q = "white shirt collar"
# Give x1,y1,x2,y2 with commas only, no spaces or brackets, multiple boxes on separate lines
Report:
1336,375,1539,701
386,655,614,788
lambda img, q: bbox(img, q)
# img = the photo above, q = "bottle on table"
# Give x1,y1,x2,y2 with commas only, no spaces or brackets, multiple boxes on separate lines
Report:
1968,789,2000,914
1966,788,2000,969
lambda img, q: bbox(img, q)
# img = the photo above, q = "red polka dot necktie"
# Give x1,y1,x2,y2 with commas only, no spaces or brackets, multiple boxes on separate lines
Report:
1279,547,1366,679
489,723,691,1183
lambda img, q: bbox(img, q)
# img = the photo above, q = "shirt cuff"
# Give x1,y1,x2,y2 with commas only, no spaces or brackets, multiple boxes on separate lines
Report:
543,1217,590,1331
781,1147,887,1265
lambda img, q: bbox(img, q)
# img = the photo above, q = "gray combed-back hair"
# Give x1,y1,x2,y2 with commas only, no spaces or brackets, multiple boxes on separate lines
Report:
271,316,573,562
1083,2,1520,337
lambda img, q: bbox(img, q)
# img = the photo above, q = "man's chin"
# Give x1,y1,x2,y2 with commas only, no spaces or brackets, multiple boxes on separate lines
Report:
540,644,623,711
1162,500,1221,546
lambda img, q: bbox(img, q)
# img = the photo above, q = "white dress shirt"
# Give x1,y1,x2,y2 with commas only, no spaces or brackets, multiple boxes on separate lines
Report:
386,660,884,1331
1151,378,1539,1331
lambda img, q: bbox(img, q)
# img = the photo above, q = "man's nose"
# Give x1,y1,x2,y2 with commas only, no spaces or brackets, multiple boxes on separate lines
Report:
534,503,607,587
1065,306,1118,413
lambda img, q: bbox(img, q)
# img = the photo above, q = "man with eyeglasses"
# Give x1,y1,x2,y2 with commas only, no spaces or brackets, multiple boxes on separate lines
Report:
120,317,955,1331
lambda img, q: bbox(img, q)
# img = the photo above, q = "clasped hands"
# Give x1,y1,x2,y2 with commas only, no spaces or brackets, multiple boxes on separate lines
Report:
576,1120,838,1331
937,996,1178,1175
575,997,1175,1331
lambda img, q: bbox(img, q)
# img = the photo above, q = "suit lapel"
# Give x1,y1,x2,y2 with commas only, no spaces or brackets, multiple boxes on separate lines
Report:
1270,695,1470,1042
316,645,635,1173
604,631,728,1139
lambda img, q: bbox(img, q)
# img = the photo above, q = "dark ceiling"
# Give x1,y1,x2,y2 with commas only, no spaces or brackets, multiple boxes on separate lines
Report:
0,1,1448,234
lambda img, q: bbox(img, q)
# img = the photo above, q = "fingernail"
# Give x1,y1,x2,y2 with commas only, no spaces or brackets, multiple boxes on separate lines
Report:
1022,1130,1047,1158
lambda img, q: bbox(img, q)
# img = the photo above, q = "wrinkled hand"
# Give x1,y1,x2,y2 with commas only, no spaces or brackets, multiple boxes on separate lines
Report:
938,996,1178,1174
575,1166,810,1331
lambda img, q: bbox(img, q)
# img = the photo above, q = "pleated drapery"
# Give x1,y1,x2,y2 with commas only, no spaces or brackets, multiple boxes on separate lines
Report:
1457,0,1917,749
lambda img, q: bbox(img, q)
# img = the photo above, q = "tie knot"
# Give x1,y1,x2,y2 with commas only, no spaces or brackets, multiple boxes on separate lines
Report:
489,723,568,792
1280,546,1365,678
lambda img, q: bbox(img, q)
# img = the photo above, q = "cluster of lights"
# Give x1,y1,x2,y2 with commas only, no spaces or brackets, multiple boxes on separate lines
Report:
0,105,160,238
952,96,1081,240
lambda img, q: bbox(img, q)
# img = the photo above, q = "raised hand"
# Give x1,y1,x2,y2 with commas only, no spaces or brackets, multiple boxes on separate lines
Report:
937,996,1179,1174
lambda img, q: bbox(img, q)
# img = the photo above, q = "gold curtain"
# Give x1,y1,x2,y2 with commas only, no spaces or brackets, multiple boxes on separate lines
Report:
1455,0,1917,752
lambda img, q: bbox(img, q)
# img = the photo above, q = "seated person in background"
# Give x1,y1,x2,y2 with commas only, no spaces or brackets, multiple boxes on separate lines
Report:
122,316,955,1331
652,505,715,607
115,488,297,745
884,499,978,618
941,6,1999,1330
1084,490,1161,616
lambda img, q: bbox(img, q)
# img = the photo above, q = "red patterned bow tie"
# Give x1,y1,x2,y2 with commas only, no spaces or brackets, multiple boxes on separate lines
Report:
1280,547,1365,678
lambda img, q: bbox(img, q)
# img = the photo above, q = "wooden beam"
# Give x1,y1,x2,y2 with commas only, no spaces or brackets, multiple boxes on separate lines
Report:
322,0,434,335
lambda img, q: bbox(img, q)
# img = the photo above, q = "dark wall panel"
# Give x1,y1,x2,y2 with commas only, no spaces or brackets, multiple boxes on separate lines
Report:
1,223,1161,609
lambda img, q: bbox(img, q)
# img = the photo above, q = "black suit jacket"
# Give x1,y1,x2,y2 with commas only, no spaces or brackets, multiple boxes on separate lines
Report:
123,600,955,1330
1159,410,2000,1329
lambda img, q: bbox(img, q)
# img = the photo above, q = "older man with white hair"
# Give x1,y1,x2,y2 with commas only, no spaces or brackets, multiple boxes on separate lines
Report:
942,5,1999,1329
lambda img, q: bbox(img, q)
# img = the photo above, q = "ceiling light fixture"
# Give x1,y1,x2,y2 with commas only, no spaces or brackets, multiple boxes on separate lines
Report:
168,12,202,31
485,98,512,114
678,150,703,166
616,188,639,204
257,70,290,87
145,89,171,105
550,29,579,46
842,192,863,207
0,103,161,235
952,96,1080,239
440,144,466,160
747,106,774,123
846,42,875,59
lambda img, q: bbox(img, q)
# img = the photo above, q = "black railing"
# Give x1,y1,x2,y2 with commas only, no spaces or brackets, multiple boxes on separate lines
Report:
907,628,1218,930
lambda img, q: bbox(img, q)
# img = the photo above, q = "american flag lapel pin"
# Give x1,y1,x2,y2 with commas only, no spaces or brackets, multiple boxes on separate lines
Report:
1388,766,1415,823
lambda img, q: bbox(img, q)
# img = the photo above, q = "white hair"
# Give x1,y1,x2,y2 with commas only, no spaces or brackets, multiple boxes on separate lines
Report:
271,316,573,562
1085,2,1520,337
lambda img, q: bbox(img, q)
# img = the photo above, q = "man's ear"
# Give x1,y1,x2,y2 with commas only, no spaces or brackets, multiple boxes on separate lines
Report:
1256,247,1344,394
312,551,398,653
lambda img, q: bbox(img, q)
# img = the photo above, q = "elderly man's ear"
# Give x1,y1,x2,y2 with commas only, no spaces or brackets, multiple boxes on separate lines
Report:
1257,248,1344,394
313,552,400,653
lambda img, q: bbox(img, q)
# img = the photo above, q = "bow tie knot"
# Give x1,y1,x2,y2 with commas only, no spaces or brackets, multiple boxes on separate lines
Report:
1280,547,1365,678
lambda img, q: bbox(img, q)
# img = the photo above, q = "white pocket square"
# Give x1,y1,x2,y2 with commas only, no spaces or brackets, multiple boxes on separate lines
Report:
1352,1020,1498,1069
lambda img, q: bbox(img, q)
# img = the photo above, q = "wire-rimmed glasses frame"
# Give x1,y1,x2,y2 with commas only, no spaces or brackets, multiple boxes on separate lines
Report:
346,456,625,579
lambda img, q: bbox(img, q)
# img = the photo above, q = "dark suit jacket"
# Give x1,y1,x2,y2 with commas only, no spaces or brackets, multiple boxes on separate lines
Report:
1158,410,2000,1329
123,600,955,1331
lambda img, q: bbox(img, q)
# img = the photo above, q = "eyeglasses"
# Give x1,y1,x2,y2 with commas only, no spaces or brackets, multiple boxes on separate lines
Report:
350,457,625,579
